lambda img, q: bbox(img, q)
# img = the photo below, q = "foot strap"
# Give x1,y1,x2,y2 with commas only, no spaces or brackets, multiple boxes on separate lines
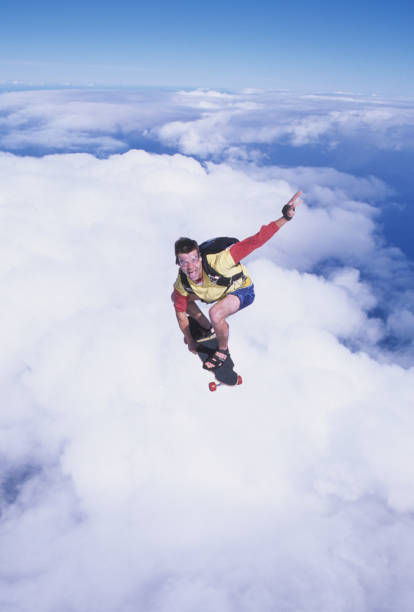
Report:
203,348,230,371
197,326,216,342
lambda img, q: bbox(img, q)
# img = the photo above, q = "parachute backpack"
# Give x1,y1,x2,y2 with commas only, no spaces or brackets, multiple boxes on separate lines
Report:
179,236,245,294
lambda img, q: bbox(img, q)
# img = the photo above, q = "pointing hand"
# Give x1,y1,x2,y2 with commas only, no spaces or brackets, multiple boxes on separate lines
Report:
282,190,303,220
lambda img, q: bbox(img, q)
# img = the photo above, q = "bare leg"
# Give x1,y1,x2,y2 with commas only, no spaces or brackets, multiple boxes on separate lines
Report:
208,294,241,352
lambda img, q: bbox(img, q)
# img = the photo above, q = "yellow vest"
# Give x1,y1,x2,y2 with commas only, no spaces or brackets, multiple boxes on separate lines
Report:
174,248,252,303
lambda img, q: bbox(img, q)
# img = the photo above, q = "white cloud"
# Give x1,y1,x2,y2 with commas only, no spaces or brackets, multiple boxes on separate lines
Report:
1,88,414,159
151,89,414,157
1,150,414,611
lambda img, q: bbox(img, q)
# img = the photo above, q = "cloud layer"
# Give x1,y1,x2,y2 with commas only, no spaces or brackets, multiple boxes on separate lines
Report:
1,149,414,611
1,88,414,158
2,85,413,258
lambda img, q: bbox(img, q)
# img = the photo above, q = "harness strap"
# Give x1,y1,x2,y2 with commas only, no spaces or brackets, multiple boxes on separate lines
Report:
179,268,245,295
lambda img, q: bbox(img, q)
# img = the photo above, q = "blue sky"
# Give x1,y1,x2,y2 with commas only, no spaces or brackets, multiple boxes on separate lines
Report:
2,0,413,93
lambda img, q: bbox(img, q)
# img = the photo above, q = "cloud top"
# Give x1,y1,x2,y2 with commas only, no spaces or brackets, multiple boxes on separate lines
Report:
1,88,414,159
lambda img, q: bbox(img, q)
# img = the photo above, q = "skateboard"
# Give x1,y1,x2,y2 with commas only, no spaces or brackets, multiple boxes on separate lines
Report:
188,317,243,392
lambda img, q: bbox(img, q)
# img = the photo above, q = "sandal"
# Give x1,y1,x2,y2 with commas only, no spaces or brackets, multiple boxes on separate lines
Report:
203,348,231,371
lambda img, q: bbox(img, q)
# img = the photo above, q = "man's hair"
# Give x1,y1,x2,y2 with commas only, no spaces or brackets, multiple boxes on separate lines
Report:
174,237,200,264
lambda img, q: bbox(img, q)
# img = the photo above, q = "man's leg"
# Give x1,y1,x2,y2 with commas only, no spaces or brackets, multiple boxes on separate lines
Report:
208,294,241,352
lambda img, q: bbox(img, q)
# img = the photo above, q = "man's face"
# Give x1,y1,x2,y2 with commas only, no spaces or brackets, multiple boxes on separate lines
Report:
177,249,203,282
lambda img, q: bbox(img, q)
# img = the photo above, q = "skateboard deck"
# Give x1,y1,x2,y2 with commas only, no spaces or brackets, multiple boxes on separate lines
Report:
188,317,242,391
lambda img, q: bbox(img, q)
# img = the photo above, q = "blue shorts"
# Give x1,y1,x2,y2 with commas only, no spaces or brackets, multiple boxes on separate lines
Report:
230,284,255,311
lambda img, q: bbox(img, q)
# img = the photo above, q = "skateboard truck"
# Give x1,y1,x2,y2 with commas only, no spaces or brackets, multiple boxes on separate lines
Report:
209,375,243,392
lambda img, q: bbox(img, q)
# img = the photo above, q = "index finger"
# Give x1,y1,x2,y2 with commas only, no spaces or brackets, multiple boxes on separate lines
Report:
288,190,303,206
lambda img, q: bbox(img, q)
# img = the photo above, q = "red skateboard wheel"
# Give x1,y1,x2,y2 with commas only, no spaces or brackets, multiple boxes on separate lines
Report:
237,375,243,385
209,381,217,392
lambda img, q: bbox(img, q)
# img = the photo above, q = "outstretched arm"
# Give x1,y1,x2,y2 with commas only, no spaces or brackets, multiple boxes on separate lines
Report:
230,191,302,264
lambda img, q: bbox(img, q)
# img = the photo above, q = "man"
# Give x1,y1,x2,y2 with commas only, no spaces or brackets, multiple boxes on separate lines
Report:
172,191,302,371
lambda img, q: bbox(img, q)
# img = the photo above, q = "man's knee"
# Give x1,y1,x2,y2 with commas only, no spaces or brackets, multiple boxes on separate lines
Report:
209,305,224,325
209,295,240,323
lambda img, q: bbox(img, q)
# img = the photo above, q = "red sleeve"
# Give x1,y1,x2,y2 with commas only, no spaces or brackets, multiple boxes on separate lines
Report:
229,221,280,263
172,288,188,313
